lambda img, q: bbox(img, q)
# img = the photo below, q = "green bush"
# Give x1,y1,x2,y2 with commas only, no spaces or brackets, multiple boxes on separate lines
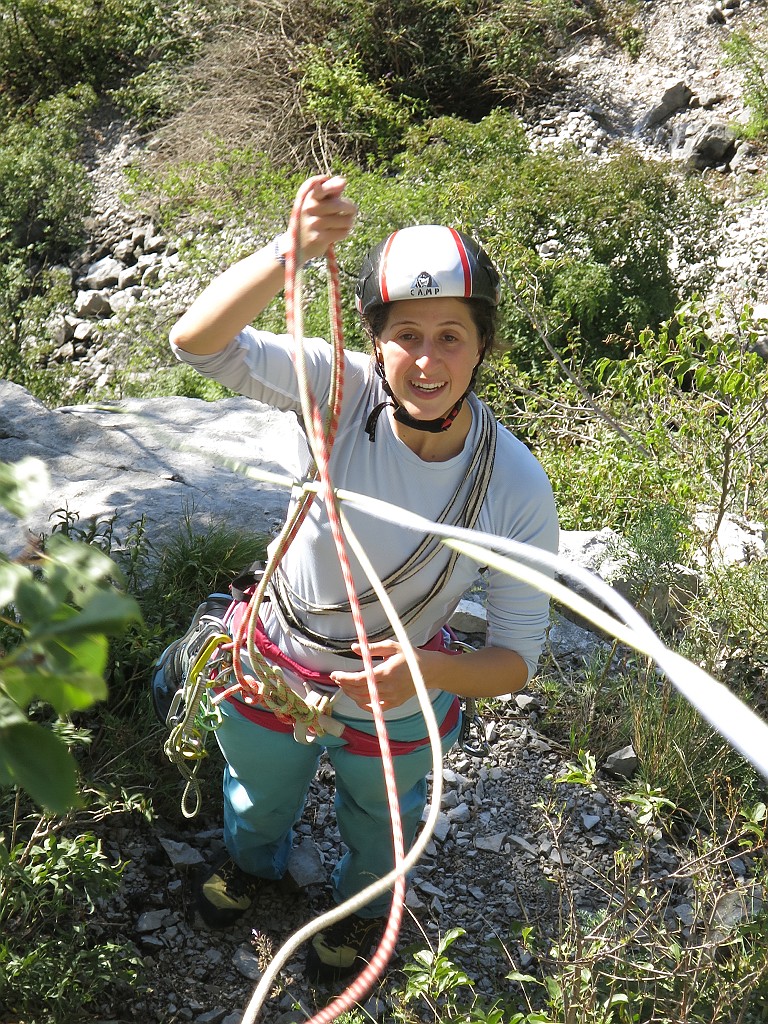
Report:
301,47,421,164
0,459,142,813
723,27,768,140
468,0,591,105
481,298,768,532
0,86,94,261
131,109,718,373
0,0,212,104
0,831,140,1021
0,87,96,402
309,0,591,121
120,365,235,401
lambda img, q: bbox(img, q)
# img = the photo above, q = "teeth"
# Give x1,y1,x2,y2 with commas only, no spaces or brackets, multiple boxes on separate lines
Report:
412,381,444,391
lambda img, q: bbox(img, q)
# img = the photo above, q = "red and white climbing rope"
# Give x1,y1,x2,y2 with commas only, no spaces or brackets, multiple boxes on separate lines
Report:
241,178,428,1024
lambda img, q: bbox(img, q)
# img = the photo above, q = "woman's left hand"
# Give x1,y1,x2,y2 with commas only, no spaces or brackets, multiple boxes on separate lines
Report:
330,640,434,711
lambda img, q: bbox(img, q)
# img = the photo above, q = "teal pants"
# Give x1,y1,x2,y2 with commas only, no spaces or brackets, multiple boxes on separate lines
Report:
214,690,460,918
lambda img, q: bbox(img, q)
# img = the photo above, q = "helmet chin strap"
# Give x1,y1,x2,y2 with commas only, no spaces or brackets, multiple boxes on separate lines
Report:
365,352,478,442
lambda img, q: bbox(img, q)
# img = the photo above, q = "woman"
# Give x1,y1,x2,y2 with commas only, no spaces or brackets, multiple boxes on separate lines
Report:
169,174,558,982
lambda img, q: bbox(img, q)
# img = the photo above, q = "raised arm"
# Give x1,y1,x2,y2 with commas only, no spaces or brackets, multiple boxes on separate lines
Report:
170,175,357,355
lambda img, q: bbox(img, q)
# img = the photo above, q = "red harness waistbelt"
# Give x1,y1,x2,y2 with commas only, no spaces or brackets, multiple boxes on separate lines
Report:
222,604,461,755
225,691,461,757
229,603,451,688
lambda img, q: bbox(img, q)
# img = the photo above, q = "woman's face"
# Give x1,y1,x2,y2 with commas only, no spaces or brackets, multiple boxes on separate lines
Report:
375,297,483,422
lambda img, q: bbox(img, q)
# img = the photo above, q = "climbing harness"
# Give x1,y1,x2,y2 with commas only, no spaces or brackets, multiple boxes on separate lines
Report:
154,588,483,798
267,401,497,653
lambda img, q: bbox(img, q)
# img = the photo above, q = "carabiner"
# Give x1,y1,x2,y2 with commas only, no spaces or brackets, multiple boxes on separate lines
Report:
458,697,490,758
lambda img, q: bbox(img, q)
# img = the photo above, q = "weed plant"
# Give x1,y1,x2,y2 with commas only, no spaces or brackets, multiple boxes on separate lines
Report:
0,496,271,1018
724,24,768,141
391,780,768,1024
0,814,141,1021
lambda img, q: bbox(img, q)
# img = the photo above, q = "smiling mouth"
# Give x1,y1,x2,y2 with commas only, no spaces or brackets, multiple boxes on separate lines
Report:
410,380,446,392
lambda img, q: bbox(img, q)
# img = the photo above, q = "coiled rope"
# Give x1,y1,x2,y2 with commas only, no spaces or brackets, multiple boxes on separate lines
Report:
242,177,410,1023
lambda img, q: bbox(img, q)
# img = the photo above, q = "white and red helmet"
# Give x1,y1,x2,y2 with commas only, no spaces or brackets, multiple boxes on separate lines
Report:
355,225,501,315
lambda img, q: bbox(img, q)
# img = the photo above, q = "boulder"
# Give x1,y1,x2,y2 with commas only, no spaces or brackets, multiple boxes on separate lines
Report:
671,120,737,169
79,255,124,290
692,509,767,566
0,382,301,556
74,289,113,318
634,80,694,134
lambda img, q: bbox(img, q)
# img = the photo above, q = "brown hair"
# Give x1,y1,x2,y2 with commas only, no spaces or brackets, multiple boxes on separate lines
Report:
360,298,497,362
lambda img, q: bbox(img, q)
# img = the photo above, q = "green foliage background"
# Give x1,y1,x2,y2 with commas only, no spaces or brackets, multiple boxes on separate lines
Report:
1,0,768,1019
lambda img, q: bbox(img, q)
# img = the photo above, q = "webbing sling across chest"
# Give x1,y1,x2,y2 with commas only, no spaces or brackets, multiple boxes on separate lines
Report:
266,400,497,654
217,402,497,745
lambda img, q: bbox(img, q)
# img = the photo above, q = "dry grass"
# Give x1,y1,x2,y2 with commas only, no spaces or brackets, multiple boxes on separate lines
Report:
142,0,345,174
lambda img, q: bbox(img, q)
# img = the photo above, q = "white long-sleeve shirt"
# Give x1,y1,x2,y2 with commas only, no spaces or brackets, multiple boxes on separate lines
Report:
173,328,559,720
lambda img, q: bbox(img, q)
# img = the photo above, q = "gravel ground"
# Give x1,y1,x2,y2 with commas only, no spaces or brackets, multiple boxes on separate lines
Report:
86,687,650,1024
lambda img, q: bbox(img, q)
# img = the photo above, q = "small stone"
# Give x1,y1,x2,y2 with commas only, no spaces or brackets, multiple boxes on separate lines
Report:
74,289,112,318
79,255,124,289
405,888,425,909
515,693,538,713
159,838,205,867
431,812,452,842
604,744,638,778
136,909,169,932
287,837,326,887
447,802,471,824
232,944,261,981
475,833,506,853
417,880,448,898
549,849,571,866
508,834,538,856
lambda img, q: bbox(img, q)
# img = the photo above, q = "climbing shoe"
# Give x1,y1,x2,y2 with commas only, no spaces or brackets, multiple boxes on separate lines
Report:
197,852,259,928
305,913,386,983
150,593,232,727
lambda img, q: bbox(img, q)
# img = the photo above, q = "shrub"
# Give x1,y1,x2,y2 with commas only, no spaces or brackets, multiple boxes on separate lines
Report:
469,0,593,106
129,0,604,178
131,110,719,373
0,459,142,812
301,47,421,164
482,298,768,532
0,0,213,104
308,0,592,121
0,86,95,393
0,86,95,262
0,830,140,1022
723,27,768,140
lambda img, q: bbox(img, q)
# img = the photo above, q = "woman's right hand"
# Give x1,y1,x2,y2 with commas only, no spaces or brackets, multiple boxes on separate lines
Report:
293,175,358,262
170,175,357,354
